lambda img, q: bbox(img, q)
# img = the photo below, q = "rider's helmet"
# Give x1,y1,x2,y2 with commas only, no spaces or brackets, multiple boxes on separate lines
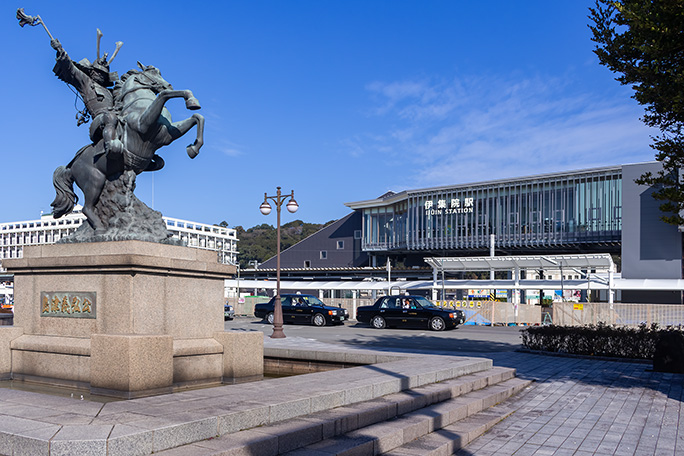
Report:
75,57,117,87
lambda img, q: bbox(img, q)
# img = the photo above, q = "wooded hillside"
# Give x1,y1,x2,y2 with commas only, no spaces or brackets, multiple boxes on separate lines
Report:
225,220,335,268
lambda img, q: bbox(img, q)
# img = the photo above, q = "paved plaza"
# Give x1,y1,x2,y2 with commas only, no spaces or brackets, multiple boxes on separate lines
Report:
258,334,684,456
249,321,684,456
1,325,683,455
453,351,683,456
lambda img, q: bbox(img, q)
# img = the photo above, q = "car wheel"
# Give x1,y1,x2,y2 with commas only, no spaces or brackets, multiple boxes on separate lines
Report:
312,313,326,327
265,312,274,324
429,316,446,331
371,315,386,329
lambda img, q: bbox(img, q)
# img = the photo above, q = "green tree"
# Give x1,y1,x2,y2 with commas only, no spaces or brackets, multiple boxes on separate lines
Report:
589,0,684,225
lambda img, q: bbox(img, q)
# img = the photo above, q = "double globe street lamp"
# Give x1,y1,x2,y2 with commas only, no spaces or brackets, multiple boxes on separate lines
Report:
259,187,299,338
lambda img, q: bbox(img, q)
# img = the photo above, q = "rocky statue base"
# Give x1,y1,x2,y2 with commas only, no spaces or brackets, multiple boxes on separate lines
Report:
59,171,183,245
0,241,262,399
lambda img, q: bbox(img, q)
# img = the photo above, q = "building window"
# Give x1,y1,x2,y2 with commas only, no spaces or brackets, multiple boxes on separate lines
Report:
320,251,327,260
304,260,311,268
354,230,362,240
336,240,344,249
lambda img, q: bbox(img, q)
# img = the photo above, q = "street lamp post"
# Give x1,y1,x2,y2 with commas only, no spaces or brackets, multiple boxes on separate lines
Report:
259,186,298,338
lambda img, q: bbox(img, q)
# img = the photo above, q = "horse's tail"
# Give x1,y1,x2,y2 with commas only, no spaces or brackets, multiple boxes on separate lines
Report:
51,165,78,218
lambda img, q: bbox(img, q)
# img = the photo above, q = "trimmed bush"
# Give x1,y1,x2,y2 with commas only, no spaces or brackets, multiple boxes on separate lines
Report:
653,331,684,373
520,323,684,360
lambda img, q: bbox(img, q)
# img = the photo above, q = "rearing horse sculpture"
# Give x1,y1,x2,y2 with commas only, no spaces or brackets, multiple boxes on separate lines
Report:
51,63,204,234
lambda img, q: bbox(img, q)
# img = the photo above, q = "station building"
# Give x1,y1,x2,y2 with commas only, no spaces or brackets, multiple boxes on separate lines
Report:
347,164,623,262
253,161,682,304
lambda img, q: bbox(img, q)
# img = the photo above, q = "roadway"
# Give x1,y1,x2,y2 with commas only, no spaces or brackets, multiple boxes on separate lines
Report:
225,316,524,355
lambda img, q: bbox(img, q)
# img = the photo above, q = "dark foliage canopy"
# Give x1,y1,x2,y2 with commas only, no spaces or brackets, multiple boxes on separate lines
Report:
589,0,684,224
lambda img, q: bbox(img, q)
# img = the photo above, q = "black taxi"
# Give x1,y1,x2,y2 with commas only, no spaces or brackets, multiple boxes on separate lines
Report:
254,294,349,326
356,295,465,331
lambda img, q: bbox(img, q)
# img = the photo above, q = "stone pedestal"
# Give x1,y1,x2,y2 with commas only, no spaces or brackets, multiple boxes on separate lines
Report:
91,334,173,398
1,240,263,397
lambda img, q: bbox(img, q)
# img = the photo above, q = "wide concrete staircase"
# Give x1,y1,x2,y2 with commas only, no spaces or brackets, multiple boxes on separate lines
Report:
158,365,530,456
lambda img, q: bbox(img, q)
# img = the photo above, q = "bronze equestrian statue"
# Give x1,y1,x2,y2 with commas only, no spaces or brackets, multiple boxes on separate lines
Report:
17,8,204,243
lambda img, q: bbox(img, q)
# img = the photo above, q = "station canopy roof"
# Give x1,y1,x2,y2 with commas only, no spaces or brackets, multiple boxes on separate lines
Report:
425,254,615,272
227,276,684,292
227,254,684,293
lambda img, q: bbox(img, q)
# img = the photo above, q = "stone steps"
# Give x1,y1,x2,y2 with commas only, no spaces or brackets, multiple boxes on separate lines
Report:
157,366,530,456
382,404,518,455
0,351,495,456
285,377,530,455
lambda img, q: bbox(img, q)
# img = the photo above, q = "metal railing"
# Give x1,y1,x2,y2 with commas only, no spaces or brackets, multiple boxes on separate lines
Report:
552,302,684,327
226,296,270,317
227,298,684,328
436,300,541,326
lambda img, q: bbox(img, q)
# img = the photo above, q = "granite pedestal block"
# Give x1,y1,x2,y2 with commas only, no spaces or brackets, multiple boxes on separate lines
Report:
91,334,173,398
0,327,23,380
214,330,264,381
1,240,262,397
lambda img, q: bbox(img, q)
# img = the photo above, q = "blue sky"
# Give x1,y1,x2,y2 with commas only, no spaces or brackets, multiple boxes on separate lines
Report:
2,1,656,229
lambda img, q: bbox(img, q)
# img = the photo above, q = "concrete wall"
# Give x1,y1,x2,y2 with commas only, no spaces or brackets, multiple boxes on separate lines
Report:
621,162,682,304
621,162,682,280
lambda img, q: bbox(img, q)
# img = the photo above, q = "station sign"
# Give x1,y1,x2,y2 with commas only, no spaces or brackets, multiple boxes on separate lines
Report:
424,197,474,216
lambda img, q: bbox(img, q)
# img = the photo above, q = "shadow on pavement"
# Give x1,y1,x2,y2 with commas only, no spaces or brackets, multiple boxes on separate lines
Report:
240,317,683,402
478,351,684,403
339,332,519,354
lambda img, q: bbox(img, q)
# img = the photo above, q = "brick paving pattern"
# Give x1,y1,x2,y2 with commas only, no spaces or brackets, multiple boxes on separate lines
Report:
455,352,684,456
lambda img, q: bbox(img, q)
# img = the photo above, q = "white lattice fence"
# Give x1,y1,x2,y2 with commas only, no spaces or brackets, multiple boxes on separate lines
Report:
552,302,684,327
443,301,541,325
227,296,270,316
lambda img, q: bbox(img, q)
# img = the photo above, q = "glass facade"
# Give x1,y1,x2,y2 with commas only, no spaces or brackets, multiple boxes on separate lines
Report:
361,167,622,252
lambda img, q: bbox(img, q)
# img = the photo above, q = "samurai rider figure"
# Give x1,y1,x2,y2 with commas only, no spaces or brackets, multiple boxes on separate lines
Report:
50,31,124,161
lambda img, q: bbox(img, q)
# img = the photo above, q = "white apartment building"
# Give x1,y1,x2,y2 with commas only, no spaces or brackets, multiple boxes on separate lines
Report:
0,206,239,271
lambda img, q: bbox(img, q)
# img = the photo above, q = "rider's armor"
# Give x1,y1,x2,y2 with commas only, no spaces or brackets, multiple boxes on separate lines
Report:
52,42,122,160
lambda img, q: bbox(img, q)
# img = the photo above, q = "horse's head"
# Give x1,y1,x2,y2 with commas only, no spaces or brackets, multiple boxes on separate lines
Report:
114,63,173,104
135,62,174,93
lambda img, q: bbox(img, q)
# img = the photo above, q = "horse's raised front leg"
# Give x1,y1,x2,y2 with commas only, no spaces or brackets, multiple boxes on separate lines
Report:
136,90,201,133
167,113,205,159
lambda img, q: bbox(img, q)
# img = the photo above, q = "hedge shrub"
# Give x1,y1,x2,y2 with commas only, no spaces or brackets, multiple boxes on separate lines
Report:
520,323,684,360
